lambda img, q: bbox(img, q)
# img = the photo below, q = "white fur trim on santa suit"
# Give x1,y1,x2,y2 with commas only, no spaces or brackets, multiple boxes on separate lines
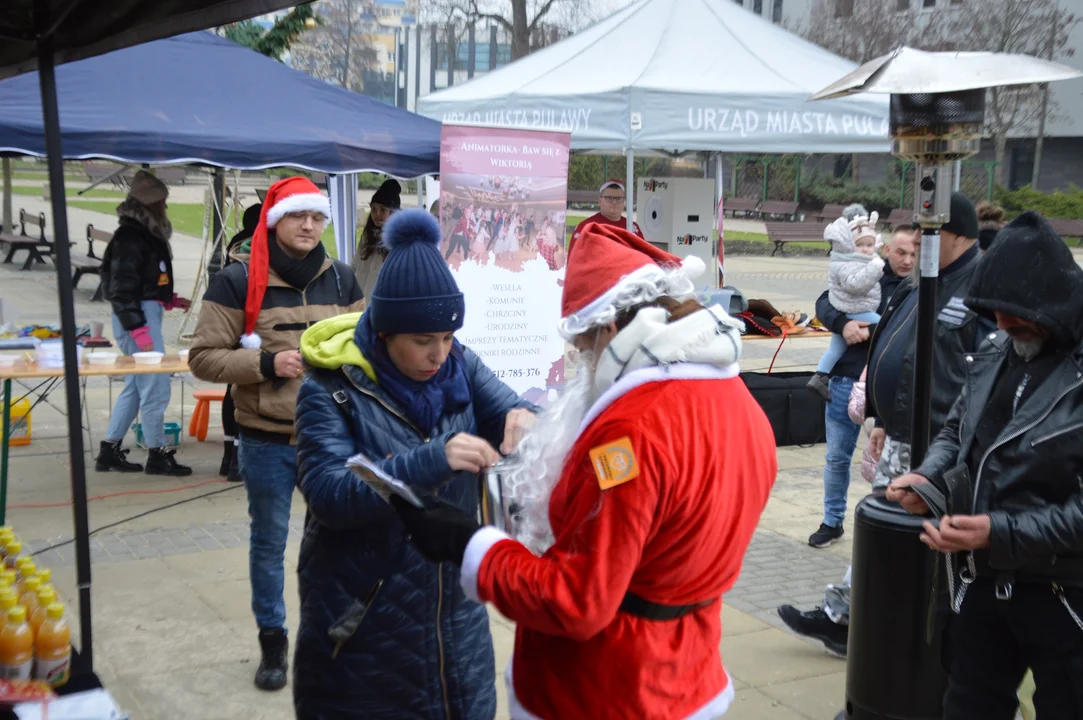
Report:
265,192,332,229
239,333,262,350
461,525,512,603
580,362,740,435
505,660,736,720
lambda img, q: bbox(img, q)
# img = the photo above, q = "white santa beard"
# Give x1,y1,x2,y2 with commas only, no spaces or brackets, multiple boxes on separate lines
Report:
503,353,598,555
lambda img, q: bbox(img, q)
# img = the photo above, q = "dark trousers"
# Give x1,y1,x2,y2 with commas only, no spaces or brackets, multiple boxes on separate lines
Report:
222,384,238,439
943,578,1083,720
445,233,469,259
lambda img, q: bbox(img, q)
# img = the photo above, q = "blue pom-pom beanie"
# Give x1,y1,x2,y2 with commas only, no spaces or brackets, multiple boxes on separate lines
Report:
367,209,465,334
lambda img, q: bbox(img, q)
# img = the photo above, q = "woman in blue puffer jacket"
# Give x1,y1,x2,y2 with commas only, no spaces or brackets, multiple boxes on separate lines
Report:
292,210,535,719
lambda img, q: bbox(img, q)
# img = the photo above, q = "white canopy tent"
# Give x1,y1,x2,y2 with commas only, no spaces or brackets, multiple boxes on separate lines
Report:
418,0,891,229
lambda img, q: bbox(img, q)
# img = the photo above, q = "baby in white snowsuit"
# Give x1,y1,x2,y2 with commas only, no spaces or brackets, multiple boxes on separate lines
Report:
809,212,884,396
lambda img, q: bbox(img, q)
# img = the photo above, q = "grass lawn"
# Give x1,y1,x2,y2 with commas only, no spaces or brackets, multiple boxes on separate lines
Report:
10,172,86,183
11,184,126,200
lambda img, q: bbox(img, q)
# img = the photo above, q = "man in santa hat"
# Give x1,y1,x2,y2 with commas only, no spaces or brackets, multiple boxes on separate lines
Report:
393,222,778,719
189,176,364,692
569,179,645,252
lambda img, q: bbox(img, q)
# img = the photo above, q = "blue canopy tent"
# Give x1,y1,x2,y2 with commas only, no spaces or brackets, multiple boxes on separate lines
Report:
0,30,440,176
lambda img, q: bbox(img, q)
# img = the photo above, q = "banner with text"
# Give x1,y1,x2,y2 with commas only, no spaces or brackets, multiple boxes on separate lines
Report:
439,124,572,408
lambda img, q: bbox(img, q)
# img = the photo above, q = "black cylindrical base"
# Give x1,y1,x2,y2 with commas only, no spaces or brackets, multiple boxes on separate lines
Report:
845,494,947,720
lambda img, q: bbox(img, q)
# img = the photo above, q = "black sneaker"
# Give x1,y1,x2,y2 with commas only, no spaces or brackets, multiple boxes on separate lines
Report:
777,605,848,657
808,522,844,548
145,448,193,477
218,442,232,477
95,441,143,473
255,627,288,691
227,442,241,483
807,372,830,401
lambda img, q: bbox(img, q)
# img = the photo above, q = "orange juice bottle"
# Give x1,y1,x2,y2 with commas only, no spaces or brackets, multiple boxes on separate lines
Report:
14,560,35,596
18,577,40,617
30,587,56,635
0,606,34,679
3,540,22,570
0,529,13,556
0,590,16,632
0,570,14,593
33,603,70,687
35,569,50,587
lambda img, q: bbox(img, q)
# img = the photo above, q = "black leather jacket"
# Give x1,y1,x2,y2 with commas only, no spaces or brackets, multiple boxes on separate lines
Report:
100,218,174,331
866,246,988,440
916,330,1083,587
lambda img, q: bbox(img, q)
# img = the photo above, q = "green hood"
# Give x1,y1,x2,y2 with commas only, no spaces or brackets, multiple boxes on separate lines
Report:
300,312,376,382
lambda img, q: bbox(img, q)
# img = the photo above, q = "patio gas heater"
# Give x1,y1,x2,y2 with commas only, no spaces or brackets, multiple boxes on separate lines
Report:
811,48,1083,720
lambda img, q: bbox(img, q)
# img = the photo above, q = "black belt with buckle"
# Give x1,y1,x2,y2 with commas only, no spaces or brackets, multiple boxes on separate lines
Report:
619,591,715,621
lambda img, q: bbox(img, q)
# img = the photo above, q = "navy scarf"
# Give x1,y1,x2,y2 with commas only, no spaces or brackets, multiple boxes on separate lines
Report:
354,313,472,437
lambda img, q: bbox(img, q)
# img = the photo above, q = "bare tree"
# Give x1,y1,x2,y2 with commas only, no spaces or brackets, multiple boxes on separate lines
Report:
425,0,583,60
788,0,936,64
291,0,380,93
946,0,1078,185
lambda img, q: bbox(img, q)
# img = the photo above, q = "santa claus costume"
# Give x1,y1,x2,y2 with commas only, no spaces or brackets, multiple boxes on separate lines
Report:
395,222,778,720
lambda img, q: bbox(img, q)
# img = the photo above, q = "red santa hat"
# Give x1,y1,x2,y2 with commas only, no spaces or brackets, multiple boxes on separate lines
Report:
559,222,705,339
240,176,332,349
599,179,625,194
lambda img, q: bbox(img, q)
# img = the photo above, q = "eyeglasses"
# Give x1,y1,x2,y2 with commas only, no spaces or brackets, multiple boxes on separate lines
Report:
285,211,327,224
600,195,625,203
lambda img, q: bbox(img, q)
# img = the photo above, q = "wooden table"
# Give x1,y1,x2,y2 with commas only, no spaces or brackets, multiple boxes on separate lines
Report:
0,355,190,522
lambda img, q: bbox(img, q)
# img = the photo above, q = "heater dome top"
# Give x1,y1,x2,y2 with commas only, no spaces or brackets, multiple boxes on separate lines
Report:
809,47,1082,101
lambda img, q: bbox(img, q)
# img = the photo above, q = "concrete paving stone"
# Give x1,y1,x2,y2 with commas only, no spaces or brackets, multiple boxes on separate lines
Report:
121,660,295,720
722,629,847,688
725,597,757,614
736,591,789,610
193,535,223,551
722,605,771,637
759,672,848,720
725,687,812,720
189,577,252,622
160,545,251,583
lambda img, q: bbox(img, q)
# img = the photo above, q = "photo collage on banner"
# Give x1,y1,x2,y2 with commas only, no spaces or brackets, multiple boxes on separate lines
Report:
439,124,572,409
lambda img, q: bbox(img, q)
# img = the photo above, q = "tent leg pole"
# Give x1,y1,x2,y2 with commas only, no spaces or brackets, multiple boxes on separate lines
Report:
626,151,634,232
37,35,94,674
2,158,11,235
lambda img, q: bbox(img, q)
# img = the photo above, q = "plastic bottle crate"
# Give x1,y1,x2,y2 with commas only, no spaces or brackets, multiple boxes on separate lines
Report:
132,422,181,449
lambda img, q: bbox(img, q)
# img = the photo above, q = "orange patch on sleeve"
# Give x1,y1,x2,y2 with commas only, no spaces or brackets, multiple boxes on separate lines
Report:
588,437,640,490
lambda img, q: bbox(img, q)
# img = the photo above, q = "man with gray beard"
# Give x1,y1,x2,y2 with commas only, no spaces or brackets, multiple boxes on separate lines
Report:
889,211,1083,719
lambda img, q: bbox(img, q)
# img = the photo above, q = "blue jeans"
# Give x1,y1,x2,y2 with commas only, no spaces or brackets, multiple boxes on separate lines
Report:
105,300,169,448
239,434,297,631
817,310,881,373
823,376,861,528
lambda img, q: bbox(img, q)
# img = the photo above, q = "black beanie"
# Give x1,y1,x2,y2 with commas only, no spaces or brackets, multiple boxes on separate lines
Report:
965,211,1083,345
941,192,979,240
371,179,402,209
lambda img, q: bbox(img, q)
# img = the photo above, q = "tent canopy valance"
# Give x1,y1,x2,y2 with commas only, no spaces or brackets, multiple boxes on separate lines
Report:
0,31,441,176
418,0,890,155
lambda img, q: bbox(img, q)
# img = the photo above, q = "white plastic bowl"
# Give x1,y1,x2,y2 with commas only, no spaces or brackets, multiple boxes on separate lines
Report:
178,348,190,360
87,352,119,367
0,354,18,368
133,351,164,365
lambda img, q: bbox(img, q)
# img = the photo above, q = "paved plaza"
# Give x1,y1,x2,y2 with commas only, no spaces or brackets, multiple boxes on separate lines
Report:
4,196,875,719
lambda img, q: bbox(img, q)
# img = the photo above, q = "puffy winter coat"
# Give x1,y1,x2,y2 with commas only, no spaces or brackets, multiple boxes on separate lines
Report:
100,218,174,331
292,313,534,720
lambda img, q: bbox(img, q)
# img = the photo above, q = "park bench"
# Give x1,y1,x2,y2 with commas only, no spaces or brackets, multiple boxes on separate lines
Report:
811,204,847,222
83,162,128,190
1048,218,1083,245
757,200,800,221
722,197,760,218
764,221,831,257
885,208,916,228
71,224,112,301
154,167,187,185
0,209,68,271
567,190,598,209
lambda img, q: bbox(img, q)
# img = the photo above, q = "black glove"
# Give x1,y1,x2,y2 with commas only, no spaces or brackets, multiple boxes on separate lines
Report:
390,495,479,566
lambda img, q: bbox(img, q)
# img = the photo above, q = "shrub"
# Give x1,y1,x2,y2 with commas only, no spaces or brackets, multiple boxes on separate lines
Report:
993,185,1083,219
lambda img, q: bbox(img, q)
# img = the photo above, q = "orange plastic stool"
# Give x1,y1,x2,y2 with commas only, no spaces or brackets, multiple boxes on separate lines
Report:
188,388,227,442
